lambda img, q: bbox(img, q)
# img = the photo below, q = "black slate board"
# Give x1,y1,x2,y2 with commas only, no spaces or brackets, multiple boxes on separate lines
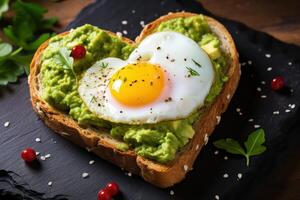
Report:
1,0,300,199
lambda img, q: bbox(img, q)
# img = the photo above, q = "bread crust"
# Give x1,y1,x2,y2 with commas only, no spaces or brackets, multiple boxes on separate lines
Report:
29,12,240,188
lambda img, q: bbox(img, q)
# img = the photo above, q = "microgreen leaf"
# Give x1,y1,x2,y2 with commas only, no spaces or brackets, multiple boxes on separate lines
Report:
0,43,13,57
0,60,24,85
58,47,74,71
192,59,202,68
186,67,200,76
213,129,266,166
100,62,109,68
0,0,9,18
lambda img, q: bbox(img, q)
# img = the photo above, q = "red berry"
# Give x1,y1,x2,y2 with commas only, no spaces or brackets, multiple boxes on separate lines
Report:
98,189,111,200
271,76,285,91
21,148,37,162
105,182,119,196
71,45,86,59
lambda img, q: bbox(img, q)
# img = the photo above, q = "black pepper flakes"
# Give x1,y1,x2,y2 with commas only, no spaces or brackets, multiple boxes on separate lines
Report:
157,46,161,50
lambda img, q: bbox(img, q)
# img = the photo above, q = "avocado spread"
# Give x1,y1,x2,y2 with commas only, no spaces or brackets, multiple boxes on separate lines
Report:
40,15,228,163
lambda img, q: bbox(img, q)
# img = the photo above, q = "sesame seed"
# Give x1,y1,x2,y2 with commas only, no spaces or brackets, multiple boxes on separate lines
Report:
236,108,241,112
48,181,53,186
265,54,271,58
241,62,247,66
140,21,145,27
40,156,46,161
273,111,280,115
223,173,229,178
216,116,221,124
45,154,51,159
256,87,262,92
4,121,10,127
254,124,261,128
127,172,132,176
121,20,128,25
261,95,267,98
288,62,292,66
215,194,220,200
247,60,252,65
35,138,41,143
196,144,200,150
224,156,228,160
170,190,175,195
89,160,95,165
82,172,89,178
36,152,40,156
267,67,272,71
214,150,219,155
248,118,254,122
116,32,122,38
183,165,188,171
261,81,266,85
285,109,291,113
290,104,296,109
204,134,209,145
226,94,230,100
131,10,136,13
122,30,128,35
237,173,243,179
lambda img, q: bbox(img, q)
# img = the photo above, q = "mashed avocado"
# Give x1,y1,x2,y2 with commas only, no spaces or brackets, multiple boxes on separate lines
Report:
40,15,228,163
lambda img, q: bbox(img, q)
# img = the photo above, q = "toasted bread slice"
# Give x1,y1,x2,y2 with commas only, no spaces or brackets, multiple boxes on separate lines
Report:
29,12,240,188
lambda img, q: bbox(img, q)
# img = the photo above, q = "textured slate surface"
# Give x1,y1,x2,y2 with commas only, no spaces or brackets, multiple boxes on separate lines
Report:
1,0,300,199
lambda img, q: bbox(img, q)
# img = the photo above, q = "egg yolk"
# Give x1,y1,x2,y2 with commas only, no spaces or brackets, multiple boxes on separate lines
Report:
109,62,165,107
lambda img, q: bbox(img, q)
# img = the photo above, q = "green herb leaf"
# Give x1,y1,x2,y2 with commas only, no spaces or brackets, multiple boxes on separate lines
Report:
0,0,9,18
186,66,200,76
0,60,24,85
58,47,74,70
213,138,246,155
100,62,109,68
192,59,202,68
213,129,267,166
0,43,13,57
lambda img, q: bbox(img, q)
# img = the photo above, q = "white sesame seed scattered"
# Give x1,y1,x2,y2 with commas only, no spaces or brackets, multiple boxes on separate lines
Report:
196,144,200,150
224,156,228,160
265,54,271,58
267,67,272,71
48,181,52,186
36,152,40,156
261,81,266,85
82,172,89,178
288,62,292,66
247,60,252,65
35,138,41,143
289,104,296,109
254,124,261,128
248,118,254,122
127,172,132,177
170,190,175,195
183,165,188,171
116,32,122,38
226,94,230,100
273,111,280,115
237,173,243,179
121,20,128,25
216,116,221,124
131,10,136,14
215,194,220,200
223,173,229,178
89,160,95,165
204,134,209,145
140,21,145,27
122,30,128,35
239,112,243,116
45,154,51,159
236,108,241,112
261,95,267,98
214,150,219,155
40,156,46,161
285,109,291,113
4,121,10,127
256,87,262,92
241,62,247,66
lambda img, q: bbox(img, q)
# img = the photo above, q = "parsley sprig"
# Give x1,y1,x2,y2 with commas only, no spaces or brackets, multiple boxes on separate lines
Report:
0,0,57,86
213,129,267,166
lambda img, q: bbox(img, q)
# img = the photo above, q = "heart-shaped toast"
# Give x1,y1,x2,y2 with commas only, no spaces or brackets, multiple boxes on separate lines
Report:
29,12,239,188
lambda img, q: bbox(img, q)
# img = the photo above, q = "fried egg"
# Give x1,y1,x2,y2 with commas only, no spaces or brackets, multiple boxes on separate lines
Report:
78,31,214,124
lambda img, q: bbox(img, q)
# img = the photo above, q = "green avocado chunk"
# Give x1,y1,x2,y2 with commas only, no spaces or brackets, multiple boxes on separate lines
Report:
40,15,228,163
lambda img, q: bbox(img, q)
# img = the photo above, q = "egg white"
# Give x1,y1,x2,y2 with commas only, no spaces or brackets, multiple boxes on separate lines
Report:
78,31,214,124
